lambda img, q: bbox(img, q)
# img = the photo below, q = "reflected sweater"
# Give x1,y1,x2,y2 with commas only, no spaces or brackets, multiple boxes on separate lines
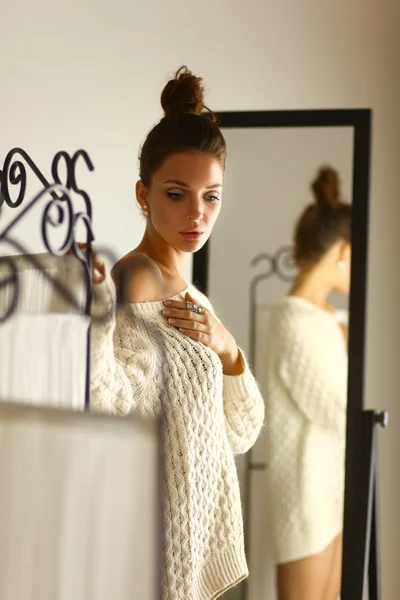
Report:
265,297,347,563
89,273,265,600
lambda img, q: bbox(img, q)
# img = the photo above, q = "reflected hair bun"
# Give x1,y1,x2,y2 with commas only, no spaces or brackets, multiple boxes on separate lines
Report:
311,166,341,210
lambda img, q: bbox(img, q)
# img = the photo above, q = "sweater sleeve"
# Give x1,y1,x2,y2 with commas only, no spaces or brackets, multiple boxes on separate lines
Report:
89,271,157,417
275,309,347,431
188,287,265,454
222,349,265,454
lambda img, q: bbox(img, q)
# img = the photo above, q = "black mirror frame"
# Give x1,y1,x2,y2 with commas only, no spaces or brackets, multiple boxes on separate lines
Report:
192,108,373,600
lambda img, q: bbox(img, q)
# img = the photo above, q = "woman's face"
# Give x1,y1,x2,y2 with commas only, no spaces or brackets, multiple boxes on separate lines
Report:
137,151,223,253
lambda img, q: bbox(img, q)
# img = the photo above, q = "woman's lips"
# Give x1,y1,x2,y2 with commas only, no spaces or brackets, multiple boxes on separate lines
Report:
180,231,204,241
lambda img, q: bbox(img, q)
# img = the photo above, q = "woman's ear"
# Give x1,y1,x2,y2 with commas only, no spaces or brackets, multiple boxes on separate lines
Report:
333,240,351,272
136,180,150,216
339,240,351,264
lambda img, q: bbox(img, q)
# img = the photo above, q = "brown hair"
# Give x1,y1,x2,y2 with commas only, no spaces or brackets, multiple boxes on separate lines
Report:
294,166,351,266
139,66,227,187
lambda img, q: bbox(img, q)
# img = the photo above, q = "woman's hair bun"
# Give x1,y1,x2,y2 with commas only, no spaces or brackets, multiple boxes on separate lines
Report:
161,66,209,118
311,165,341,209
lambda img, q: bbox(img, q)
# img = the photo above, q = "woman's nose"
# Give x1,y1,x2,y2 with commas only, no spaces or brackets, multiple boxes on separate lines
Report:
187,199,203,221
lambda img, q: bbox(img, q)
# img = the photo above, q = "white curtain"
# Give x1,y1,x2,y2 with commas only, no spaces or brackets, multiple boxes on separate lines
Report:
0,403,159,600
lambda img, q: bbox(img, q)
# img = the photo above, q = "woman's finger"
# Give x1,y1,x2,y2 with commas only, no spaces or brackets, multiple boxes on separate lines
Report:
92,258,106,284
167,317,207,331
162,307,205,321
179,328,210,344
163,299,189,310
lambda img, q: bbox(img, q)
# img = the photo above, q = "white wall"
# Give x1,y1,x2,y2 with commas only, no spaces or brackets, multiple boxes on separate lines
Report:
2,1,399,598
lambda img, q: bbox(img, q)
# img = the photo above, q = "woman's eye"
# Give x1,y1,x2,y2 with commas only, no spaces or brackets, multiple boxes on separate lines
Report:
167,192,184,201
206,195,220,203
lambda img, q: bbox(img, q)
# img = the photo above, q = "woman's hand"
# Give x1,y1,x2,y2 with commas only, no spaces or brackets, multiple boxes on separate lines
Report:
68,243,105,284
162,291,244,375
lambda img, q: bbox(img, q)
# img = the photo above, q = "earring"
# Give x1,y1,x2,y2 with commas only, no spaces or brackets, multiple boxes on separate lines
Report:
337,259,345,269
142,203,149,215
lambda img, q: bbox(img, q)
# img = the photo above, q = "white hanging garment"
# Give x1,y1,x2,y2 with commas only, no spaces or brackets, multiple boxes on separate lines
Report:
0,252,88,313
0,253,90,409
0,314,89,409
0,402,159,600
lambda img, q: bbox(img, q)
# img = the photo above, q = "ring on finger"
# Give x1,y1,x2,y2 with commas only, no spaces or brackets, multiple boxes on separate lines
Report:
186,301,204,315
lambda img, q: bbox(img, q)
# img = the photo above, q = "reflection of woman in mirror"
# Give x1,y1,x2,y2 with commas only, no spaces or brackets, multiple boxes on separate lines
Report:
89,67,264,599
265,167,351,600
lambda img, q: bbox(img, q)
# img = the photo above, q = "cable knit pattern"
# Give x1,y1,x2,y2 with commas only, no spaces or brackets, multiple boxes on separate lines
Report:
89,272,264,600
265,296,347,563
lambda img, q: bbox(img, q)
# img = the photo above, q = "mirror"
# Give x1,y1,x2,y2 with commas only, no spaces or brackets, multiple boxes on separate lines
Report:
193,110,371,600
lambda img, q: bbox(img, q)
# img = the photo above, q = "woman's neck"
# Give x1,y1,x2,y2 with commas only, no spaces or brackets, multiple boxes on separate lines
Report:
289,267,334,313
136,228,187,281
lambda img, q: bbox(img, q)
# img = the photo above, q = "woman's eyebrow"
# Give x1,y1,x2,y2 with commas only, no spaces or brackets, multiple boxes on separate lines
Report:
163,179,222,189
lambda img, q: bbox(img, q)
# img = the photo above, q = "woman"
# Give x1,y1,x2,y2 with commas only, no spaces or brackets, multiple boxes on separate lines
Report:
265,166,350,600
89,67,264,600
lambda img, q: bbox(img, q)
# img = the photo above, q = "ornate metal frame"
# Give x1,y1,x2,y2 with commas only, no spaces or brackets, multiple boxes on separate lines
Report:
0,147,114,408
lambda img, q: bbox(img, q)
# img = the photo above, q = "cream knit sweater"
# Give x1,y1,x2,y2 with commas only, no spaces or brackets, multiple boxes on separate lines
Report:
265,296,347,564
90,272,264,600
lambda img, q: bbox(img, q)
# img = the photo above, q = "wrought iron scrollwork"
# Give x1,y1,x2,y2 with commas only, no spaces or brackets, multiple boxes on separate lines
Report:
0,184,93,322
0,147,94,211
250,245,297,284
0,255,19,324
50,150,94,218
0,149,113,323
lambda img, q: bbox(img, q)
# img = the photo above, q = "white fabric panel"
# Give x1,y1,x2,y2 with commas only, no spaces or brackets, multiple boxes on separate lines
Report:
0,314,89,409
0,253,89,409
0,252,87,314
0,403,159,600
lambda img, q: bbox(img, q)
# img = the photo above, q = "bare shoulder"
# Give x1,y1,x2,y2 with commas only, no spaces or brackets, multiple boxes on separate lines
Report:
111,253,166,303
